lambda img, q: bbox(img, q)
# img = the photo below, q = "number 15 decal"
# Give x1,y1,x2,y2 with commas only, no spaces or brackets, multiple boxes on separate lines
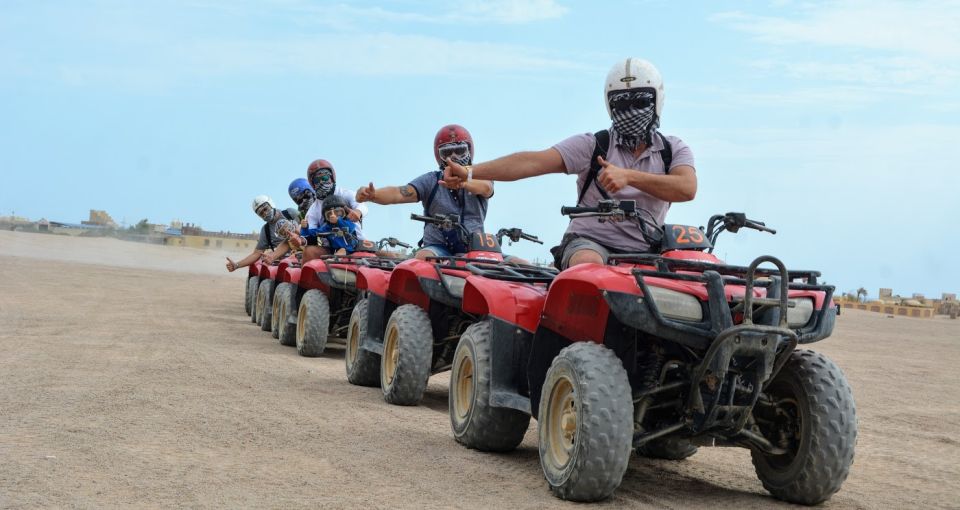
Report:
672,225,705,244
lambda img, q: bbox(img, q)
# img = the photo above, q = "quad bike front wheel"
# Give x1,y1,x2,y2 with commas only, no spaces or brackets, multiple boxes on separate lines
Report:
380,304,432,406
751,349,857,505
256,279,275,332
249,277,261,323
245,276,257,316
272,283,297,345
345,298,380,387
450,320,530,452
270,283,289,339
277,286,298,347
296,289,330,357
538,342,633,502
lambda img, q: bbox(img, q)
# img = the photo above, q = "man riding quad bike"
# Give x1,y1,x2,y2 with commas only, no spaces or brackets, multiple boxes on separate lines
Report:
342,212,548,405
446,199,855,505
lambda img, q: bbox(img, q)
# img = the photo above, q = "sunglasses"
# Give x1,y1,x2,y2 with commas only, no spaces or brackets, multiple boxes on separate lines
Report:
324,207,345,218
438,142,470,160
607,90,655,112
311,171,333,185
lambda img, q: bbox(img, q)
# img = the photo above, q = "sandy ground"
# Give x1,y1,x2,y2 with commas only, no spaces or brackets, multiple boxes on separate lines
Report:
1,230,958,509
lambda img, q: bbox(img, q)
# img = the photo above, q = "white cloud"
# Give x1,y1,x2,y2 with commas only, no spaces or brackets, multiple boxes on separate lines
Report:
202,0,569,26
713,1,960,58
711,1,960,105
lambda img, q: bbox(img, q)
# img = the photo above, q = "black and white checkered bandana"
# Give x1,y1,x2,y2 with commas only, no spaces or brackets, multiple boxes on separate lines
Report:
610,91,659,149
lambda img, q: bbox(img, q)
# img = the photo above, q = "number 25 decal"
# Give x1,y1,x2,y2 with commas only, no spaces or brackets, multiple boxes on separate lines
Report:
672,226,705,244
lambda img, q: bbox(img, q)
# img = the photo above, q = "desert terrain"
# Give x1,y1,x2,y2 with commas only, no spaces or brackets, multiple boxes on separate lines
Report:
1,230,958,509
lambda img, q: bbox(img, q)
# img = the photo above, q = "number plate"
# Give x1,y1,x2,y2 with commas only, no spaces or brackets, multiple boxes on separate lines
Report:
469,232,502,253
661,224,713,251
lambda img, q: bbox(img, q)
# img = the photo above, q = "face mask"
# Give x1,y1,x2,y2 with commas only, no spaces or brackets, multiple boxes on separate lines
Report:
608,90,659,149
312,169,336,199
438,142,471,168
255,204,274,221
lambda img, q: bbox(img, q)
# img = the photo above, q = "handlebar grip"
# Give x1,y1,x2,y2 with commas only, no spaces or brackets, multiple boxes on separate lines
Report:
747,220,776,234
410,214,432,222
397,241,412,248
561,206,596,215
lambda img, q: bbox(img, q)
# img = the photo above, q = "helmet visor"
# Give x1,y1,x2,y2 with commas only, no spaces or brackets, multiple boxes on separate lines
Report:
323,207,345,222
438,142,470,161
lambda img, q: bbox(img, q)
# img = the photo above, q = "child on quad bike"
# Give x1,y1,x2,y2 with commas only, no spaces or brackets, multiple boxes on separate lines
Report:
225,195,301,271
441,58,697,268
355,124,498,260
302,195,366,256
301,159,369,263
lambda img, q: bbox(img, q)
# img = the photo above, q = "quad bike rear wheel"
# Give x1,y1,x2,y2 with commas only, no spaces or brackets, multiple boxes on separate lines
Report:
381,304,432,406
256,279,275,332
538,342,633,502
296,289,330,357
751,349,856,505
277,287,298,347
450,320,530,452
345,298,380,387
245,276,257,316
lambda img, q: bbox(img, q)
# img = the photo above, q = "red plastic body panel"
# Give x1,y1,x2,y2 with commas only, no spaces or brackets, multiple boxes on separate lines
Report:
356,266,391,296
247,261,262,278
661,249,723,264
298,259,330,292
462,276,548,333
386,259,435,309
258,264,278,280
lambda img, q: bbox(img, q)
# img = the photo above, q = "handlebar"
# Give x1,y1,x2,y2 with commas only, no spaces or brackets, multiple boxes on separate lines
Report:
560,206,596,215
378,237,413,249
495,228,544,245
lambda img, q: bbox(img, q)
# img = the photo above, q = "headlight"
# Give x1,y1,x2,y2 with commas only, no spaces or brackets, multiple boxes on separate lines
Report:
639,286,703,322
787,297,814,327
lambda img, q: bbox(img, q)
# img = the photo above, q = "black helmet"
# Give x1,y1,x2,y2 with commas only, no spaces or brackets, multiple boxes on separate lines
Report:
321,194,348,215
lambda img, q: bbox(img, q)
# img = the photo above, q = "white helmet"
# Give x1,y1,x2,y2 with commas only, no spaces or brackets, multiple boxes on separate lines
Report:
251,195,275,212
251,195,275,220
605,58,664,118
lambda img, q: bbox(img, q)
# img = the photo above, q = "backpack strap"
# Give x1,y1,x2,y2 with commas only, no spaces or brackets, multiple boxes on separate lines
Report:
659,132,673,173
423,171,442,214
261,223,275,250
576,130,610,206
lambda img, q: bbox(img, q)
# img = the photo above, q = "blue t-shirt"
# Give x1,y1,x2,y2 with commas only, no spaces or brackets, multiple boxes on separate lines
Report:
408,170,491,250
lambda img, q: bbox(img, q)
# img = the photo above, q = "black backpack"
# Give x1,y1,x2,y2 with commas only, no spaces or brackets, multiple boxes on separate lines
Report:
576,130,673,206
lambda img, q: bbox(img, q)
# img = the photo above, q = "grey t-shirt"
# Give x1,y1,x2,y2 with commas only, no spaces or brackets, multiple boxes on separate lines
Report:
552,128,695,252
256,208,301,251
408,170,491,248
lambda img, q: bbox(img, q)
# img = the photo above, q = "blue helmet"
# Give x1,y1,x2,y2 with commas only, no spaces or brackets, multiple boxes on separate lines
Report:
288,178,313,201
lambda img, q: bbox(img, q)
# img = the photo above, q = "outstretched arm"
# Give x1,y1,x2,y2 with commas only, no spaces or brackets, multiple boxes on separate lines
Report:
355,182,420,205
226,249,265,272
442,149,565,186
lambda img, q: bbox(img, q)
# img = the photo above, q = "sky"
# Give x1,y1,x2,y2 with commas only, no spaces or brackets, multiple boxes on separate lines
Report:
1,0,958,298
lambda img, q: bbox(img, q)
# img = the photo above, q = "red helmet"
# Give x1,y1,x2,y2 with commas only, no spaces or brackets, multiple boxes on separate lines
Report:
307,159,335,182
433,124,473,167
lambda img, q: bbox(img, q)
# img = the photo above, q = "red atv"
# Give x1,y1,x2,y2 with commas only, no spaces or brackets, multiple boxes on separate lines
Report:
343,213,552,405
448,200,854,505
269,234,411,357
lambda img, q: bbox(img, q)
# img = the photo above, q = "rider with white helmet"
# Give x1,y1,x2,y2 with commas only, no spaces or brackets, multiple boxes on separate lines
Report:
441,58,697,268
225,195,301,272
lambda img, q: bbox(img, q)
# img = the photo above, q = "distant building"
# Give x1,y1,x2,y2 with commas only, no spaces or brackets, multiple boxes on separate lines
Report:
82,210,117,228
162,222,257,251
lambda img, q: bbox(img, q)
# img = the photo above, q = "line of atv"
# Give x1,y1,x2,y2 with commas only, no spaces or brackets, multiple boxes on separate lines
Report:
241,203,856,506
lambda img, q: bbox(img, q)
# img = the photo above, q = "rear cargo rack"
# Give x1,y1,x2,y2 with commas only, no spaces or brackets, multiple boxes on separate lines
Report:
465,262,558,284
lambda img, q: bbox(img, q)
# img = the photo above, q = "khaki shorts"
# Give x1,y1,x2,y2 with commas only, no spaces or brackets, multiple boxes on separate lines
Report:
560,236,612,269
